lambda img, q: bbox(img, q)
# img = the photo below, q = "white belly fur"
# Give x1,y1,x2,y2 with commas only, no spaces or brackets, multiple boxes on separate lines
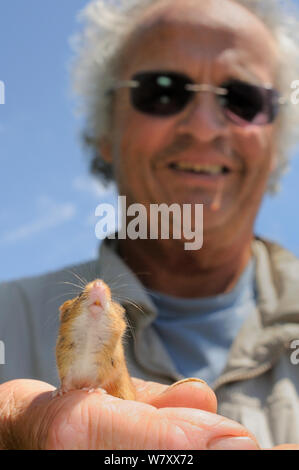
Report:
65,311,112,389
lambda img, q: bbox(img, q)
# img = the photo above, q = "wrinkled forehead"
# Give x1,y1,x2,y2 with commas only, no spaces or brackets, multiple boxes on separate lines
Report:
119,0,279,84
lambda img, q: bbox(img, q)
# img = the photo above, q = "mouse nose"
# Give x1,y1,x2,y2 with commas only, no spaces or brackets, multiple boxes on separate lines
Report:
92,280,109,295
93,280,104,289
88,279,110,309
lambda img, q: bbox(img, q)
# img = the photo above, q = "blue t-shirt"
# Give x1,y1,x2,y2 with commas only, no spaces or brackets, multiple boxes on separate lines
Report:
148,259,257,386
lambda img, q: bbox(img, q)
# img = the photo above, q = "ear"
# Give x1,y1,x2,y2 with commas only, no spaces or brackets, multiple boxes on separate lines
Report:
99,136,113,164
270,153,278,173
59,299,75,320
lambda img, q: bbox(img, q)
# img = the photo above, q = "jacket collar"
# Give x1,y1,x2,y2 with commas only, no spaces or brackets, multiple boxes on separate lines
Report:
213,238,299,388
254,237,299,325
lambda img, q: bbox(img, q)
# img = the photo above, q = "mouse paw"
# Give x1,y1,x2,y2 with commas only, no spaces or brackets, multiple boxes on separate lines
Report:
52,387,68,398
81,387,106,395
81,387,96,394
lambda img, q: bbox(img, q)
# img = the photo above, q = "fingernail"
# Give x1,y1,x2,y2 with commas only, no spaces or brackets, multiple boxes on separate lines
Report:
208,436,259,450
166,378,207,392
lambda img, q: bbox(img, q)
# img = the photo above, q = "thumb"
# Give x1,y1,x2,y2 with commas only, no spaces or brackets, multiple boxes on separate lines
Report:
133,377,217,413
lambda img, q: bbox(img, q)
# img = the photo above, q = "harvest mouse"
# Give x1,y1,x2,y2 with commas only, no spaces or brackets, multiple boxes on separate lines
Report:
55,279,136,400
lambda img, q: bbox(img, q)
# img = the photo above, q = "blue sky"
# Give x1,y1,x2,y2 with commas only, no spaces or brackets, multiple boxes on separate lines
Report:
1,0,299,282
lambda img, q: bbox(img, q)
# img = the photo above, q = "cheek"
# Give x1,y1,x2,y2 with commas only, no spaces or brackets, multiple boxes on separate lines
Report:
112,105,175,179
232,126,275,174
228,126,277,214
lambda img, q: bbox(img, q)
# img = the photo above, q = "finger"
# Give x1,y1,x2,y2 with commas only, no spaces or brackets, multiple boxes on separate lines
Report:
132,377,169,400
272,444,299,450
0,379,56,449
159,407,260,450
133,377,217,413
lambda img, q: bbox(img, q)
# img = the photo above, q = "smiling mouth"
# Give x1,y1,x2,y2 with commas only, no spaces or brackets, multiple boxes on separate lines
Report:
169,162,231,175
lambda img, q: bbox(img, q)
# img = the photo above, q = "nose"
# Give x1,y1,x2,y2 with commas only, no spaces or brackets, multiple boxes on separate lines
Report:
92,279,108,294
176,92,229,142
89,279,109,308
93,280,104,289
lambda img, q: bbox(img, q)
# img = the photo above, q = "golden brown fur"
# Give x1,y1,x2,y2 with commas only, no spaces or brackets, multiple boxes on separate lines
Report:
55,279,135,400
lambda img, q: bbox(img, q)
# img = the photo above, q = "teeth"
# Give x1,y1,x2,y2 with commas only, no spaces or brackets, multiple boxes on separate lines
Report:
173,162,224,174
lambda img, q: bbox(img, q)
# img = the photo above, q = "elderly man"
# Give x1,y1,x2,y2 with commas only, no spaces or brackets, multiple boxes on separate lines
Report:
0,0,299,450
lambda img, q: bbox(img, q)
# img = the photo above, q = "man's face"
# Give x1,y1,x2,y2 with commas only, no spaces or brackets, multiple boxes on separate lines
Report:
102,0,279,234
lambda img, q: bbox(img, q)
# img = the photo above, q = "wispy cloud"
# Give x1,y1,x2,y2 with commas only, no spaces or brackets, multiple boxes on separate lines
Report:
0,196,76,244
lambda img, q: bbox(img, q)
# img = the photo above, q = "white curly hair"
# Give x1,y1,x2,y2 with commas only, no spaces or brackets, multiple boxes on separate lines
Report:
71,0,299,193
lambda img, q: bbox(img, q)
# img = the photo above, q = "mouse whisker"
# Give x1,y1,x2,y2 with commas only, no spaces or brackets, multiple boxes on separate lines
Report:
110,283,147,294
104,272,130,284
113,295,146,317
65,269,88,288
106,271,151,288
97,274,127,290
110,284,133,293
57,281,85,291
51,280,83,290
122,315,136,344
104,270,148,288
46,291,80,305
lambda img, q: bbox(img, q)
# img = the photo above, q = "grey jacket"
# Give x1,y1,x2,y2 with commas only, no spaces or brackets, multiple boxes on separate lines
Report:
0,237,298,448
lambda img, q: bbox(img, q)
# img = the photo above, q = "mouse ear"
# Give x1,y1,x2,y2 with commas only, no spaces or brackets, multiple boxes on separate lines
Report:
59,299,74,320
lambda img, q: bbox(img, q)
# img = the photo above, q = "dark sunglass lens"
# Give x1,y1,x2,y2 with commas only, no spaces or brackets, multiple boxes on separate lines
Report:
222,80,271,124
131,72,191,116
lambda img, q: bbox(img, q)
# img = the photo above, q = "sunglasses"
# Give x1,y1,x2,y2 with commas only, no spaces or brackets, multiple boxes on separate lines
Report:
110,71,285,126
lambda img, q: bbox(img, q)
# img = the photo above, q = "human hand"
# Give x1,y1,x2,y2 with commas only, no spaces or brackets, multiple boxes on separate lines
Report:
271,444,299,450
0,377,260,450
